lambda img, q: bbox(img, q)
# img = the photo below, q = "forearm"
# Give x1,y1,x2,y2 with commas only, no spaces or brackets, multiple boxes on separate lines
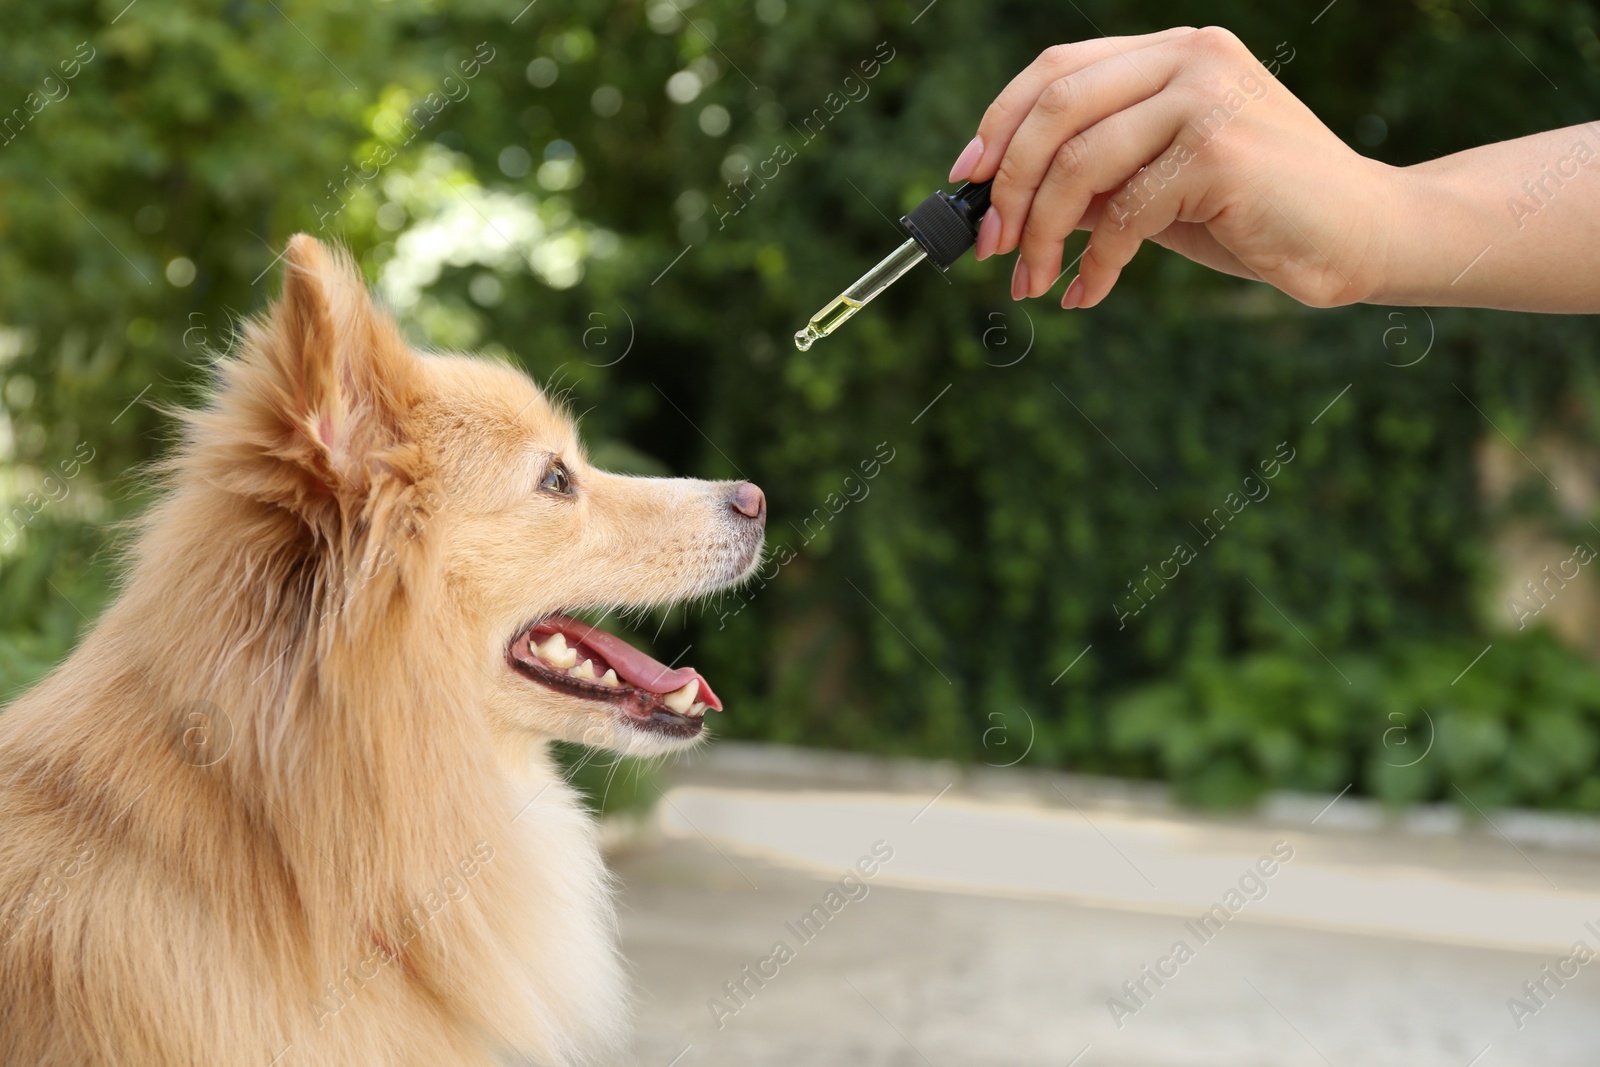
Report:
1377,124,1600,311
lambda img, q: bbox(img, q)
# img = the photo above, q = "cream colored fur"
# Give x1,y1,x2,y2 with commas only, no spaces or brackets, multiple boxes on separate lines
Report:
0,235,763,1066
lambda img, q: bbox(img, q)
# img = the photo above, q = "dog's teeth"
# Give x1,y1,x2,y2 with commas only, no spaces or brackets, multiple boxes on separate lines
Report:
662,680,699,714
537,633,578,668
599,669,621,688
570,659,596,680
688,701,707,717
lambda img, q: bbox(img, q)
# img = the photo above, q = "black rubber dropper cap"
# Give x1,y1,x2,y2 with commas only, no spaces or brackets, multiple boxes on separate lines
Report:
898,179,993,271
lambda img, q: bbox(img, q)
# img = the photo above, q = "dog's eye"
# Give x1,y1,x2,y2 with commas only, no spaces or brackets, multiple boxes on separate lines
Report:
540,460,573,495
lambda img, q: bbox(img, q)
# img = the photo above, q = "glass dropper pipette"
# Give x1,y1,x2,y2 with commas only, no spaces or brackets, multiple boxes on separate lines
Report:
794,179,992,351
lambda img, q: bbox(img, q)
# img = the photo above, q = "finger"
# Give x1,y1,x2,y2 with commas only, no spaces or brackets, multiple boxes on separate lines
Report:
1074,152,1220,308
980,167,1113,261
1012,93,1194,298
955,27,1197,183
989,46,1191,258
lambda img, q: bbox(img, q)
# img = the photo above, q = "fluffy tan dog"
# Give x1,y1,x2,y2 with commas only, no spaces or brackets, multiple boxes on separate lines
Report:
0,235,766,1066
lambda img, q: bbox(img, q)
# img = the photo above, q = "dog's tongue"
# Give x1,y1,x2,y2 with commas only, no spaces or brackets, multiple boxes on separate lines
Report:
533,615,722,711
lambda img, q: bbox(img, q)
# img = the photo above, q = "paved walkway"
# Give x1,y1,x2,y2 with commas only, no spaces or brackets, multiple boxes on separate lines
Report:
611,744,1600,1067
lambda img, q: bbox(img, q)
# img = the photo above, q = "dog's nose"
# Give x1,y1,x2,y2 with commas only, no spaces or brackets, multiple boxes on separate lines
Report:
728,482,766,526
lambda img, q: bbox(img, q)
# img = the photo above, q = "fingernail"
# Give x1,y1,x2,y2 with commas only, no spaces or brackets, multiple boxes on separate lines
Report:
974,206,1000,261
1061,275,1085,309
1010,259,1030,301
949,135,983,183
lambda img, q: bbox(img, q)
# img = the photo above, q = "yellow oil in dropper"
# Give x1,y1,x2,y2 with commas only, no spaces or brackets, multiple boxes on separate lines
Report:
794,238,926,351
793,178,992,351
793,297,864,351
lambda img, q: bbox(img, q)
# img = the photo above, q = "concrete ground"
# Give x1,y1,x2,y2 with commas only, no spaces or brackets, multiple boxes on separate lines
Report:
609,744,1600,1067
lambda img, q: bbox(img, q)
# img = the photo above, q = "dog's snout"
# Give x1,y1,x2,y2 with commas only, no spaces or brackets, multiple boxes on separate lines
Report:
728,481,766,526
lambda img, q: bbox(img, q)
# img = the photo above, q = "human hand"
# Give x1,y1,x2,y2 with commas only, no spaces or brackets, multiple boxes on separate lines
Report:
949,27,1403,309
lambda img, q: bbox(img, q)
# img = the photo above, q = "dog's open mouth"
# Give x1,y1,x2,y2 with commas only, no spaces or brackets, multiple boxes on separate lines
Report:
508,614,721,738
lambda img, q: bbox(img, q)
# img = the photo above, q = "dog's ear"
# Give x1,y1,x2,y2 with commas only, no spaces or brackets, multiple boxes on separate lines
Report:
233,233,420,512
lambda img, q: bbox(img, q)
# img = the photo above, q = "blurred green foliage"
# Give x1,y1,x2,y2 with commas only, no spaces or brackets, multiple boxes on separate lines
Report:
4,0,1600,810
1112,634,1600,809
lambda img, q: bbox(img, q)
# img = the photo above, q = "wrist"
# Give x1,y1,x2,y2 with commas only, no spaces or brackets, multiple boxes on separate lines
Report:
1366,158,1494,306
